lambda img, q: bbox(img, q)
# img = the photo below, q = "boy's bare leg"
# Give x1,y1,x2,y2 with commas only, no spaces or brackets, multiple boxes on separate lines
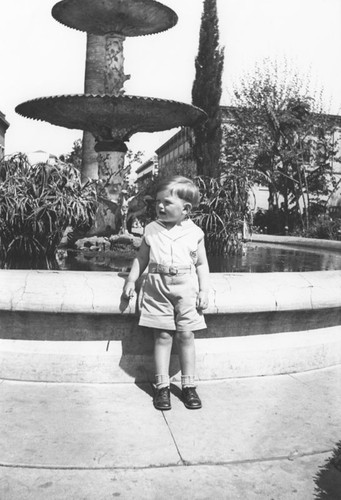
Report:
153,329,173,383
174,330,195,377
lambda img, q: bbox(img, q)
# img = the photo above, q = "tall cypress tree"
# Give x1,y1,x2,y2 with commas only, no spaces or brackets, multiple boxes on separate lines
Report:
192,0,224,178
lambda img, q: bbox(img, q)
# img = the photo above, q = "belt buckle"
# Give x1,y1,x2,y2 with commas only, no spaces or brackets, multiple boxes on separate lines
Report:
168,265,178,276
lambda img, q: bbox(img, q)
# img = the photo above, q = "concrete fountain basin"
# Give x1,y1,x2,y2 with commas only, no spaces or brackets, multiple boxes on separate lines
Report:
0,236,340,383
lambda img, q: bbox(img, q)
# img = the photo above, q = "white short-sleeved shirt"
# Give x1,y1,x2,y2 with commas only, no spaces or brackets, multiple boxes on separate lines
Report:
144,219,205,267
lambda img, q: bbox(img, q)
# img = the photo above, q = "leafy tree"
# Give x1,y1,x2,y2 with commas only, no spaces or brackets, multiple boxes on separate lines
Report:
226,59,340,232
192,0,224,178
123,149,144,187
59,139,82,171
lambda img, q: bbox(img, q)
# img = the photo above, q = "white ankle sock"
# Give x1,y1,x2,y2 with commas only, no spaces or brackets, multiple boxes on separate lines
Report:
155,374,169,389
181,375,196,388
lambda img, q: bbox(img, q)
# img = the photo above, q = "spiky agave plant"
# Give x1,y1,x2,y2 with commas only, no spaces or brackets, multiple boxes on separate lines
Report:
192,174,253,255
0,154,97,269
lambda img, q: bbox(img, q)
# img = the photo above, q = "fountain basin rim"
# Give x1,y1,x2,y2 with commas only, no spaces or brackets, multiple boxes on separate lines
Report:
1,268,340,316
249,233,341,251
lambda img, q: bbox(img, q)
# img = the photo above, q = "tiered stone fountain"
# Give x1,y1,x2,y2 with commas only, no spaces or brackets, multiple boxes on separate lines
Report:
1,0,340,385
16,0,206,235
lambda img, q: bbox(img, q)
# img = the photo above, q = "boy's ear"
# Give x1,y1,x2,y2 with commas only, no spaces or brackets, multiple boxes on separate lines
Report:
183,202,192,213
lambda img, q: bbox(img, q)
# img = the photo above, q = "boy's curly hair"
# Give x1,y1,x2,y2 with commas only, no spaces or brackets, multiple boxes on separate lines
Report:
156,176,200,208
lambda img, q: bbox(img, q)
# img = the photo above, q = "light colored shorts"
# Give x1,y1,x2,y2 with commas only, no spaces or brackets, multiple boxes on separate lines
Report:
138,272,206,332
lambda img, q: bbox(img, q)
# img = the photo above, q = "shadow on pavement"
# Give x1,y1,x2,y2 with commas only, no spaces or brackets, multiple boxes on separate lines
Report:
170,383,183,402
314,441,341,499
134,381,154,399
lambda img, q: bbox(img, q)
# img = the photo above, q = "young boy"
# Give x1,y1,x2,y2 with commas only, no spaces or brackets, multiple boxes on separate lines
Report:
123,176,209,410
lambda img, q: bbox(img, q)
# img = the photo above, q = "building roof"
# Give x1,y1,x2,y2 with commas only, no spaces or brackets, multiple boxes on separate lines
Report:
135,156,157,174
155,127,193,155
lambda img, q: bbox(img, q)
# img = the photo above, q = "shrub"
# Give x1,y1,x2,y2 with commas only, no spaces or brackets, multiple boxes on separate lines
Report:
192,176,248,254
253,207,288,234
293,214,341,240
0,154,97,269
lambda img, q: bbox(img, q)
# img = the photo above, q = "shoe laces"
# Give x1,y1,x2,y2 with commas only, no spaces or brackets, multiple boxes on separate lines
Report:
183,386,198,398
157,387,170,400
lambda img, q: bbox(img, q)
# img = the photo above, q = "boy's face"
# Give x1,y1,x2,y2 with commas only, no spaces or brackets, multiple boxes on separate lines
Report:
155,189,191,225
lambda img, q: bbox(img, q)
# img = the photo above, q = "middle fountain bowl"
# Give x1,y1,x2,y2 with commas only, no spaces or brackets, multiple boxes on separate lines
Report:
15,94,207,141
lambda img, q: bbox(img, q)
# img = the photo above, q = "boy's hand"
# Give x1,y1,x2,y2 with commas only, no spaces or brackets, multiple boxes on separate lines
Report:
196,290,209,310
123,281,136,300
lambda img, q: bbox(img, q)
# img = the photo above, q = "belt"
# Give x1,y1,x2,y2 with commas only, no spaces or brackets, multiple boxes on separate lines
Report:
148,263,192,275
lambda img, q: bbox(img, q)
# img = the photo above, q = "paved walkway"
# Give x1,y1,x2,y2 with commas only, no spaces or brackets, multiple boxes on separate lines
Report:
1,365,341,499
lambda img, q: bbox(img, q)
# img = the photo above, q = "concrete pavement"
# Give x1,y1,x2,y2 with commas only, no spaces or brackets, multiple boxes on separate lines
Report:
1,365,341,499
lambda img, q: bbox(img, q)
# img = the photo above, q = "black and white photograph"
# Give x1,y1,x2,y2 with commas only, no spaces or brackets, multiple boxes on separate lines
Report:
0,0,340,498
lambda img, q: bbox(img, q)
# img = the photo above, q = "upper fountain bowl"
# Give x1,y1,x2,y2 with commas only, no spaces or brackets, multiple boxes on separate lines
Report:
52,0,178,36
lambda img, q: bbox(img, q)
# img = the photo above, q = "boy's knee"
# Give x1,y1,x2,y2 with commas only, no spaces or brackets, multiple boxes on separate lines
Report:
154,330,173,342
175,330,194,343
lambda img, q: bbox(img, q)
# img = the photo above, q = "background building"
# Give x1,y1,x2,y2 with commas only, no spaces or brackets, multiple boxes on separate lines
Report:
155,127,195,176
135,155,158,185
0,111,10,159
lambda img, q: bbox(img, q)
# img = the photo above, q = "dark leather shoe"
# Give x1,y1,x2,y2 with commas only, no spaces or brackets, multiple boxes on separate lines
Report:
182,387,202,409
154,386,171,410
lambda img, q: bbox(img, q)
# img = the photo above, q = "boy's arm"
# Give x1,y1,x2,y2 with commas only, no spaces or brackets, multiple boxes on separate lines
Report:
122,239,150,299
195,237,210,310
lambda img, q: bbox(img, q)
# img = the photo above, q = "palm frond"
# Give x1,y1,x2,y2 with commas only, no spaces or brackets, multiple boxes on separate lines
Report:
0,158,98,269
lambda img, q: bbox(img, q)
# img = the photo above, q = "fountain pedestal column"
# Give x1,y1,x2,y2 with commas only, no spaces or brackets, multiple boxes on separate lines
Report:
104,34,130,95
81,32,131,233
82,34,105,182
82,32,130,181
86,139,128,236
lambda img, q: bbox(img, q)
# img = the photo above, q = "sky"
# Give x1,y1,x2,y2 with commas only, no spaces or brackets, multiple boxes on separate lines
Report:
1,0,341,161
